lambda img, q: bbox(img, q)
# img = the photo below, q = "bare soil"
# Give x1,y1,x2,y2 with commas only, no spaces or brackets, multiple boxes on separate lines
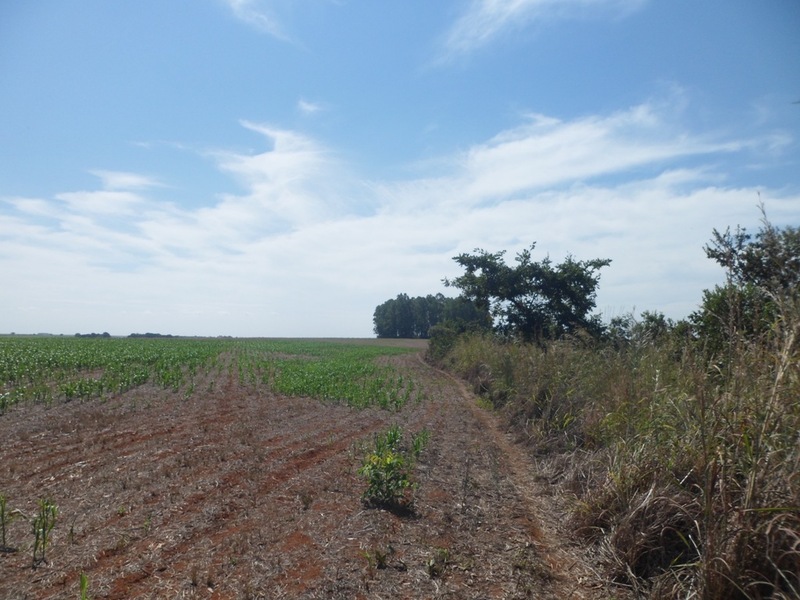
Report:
0,349,625,599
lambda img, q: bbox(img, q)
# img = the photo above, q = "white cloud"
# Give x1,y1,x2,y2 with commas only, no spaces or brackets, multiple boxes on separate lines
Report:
55,191,145,216
89,170,162,191
220,0,287,39
1,100,796,337
441,0,647,60
456,104,743,200
297,98,323,115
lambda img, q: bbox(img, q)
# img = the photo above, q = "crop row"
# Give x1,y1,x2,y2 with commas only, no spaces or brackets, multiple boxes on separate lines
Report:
0,337,422,412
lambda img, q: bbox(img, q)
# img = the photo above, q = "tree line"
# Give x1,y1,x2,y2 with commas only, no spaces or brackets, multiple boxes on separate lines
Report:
374,210,799,354
372,293,490,339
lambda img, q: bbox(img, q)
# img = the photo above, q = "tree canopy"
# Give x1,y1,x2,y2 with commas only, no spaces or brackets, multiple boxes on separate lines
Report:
691,213,800,354
444,245,611,344
373,293,489,339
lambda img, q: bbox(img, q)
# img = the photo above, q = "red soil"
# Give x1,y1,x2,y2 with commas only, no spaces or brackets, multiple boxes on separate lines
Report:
0,351,622,599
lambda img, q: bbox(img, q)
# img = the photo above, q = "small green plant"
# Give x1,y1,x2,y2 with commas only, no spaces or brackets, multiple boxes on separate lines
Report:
358,425,430,509
298,490,314,511
143,514,152,535
31,498,57,568
427,547,450,579
411,428,430,459
79,572,90,600
358,446,411,507
362,547,389,570
0,494,16,551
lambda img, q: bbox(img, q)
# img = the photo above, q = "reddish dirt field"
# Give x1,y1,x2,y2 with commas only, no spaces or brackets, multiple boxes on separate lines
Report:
0,349,624,599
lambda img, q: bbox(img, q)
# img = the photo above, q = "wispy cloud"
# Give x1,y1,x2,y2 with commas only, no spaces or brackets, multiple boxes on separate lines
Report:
297,98,324,115
221,0,287,39
456,104,742,200
440,0,647,60
89,170,163,191
1,98,794,336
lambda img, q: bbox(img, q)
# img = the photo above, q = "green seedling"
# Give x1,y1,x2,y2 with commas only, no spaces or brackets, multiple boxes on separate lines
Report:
411,428,430,459
427,547,450,579
362,547,389,571
79,572,90,600
0,494,16,551
31,498,57,567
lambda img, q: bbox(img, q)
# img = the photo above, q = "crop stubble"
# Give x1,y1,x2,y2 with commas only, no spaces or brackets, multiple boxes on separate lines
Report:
0,344,615,599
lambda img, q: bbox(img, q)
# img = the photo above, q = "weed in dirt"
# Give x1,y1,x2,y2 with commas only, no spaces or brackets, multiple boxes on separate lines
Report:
68,515,78,545
512,542,553,595
358,448,411,508
79,572,90,600
298,490,314,511
358,424,429,512
459,455,473,513
31,498,57,568
427,547,450,579
362,546,390,571
0,494,17,552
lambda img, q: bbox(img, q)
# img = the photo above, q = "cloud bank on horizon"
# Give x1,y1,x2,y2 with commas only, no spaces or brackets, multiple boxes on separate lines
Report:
0,0,798,337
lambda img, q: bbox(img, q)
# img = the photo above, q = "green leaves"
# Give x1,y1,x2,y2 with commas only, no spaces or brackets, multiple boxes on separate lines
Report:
0,338,421,412
266,344,420,409
444,244,610,344
0,494,14,551
358,425,429,509
31,498,57,568
358,449,412,507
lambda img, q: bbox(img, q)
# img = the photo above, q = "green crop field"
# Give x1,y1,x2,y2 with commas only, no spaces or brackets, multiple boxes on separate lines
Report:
0,336,423,413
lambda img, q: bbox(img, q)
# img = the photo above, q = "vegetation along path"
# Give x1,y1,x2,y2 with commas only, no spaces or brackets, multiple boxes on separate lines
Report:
0,338,622,599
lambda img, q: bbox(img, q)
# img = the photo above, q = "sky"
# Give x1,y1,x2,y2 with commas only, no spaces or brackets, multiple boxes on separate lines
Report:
1,0,799,338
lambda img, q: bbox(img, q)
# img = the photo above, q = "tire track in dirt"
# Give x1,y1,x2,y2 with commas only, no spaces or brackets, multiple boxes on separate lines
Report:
420,355,609,600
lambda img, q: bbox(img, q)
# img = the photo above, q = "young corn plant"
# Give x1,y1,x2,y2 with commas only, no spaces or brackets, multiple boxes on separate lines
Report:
411,429,430,460
0,494,16,552
79,572,90,600
31,498,57,568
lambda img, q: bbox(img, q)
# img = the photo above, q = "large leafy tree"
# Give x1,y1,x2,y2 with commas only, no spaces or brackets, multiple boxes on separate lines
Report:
444,245,611,344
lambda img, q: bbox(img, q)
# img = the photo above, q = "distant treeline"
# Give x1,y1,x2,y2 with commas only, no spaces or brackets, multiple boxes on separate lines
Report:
128,333,176,339
373,293,490,339
74,332,111,338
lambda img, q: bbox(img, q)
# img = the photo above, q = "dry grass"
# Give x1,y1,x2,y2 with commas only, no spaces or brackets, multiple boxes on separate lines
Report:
436,297,800,598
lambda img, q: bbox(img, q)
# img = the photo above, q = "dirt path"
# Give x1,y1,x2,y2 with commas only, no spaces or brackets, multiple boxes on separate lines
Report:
0,351,618,599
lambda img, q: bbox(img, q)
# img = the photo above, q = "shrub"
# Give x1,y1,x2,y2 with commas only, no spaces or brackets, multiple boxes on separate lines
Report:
358,425,428,510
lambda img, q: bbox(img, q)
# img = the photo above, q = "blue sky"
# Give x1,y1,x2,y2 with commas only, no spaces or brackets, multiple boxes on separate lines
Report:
1,0,799,337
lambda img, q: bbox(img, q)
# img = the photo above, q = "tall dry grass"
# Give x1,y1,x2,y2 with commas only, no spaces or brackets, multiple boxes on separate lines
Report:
432,300,799,598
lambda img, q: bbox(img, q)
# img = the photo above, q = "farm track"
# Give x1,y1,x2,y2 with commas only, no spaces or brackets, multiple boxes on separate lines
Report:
0,350,620,599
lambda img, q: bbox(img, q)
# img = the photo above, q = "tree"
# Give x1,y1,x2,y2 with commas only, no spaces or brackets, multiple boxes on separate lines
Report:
444,244,611,344
704,218,800,293
691,212,799,353
605,310,675,349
